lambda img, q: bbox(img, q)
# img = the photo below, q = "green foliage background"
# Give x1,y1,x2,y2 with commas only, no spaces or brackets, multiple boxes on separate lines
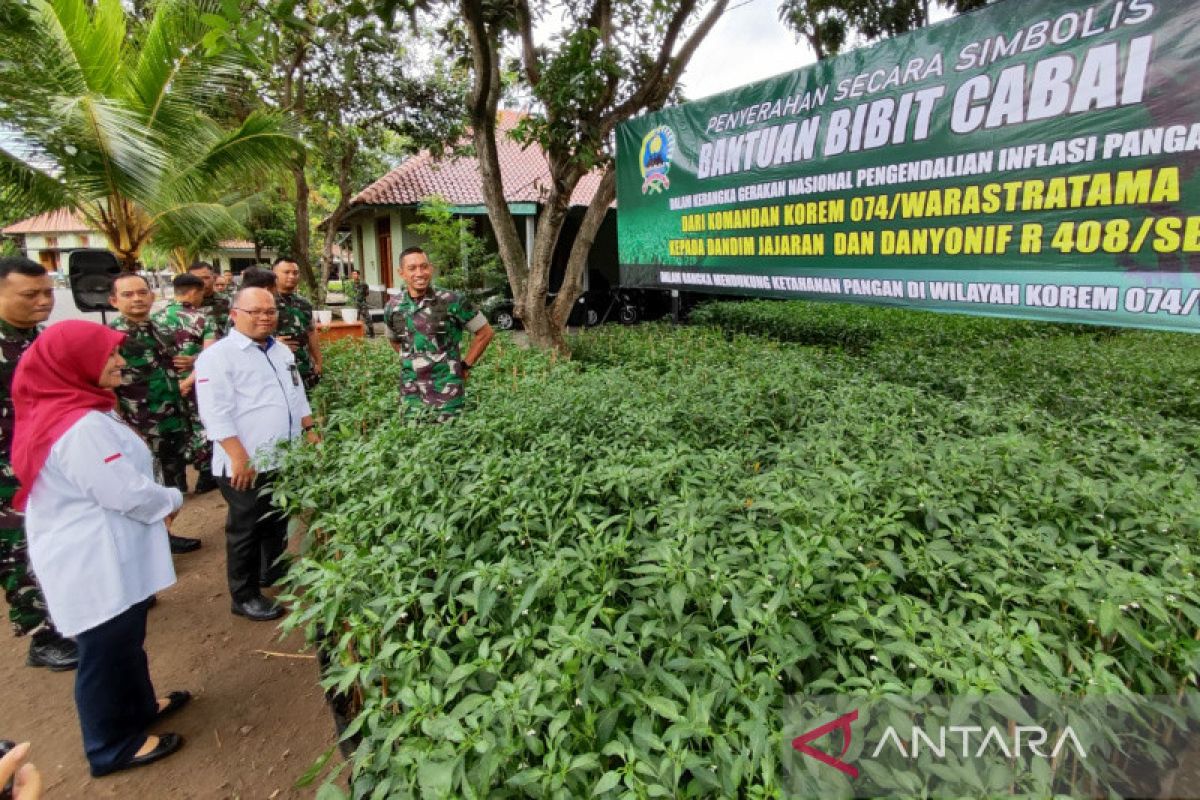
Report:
410,196,505,291
277,302,1200,798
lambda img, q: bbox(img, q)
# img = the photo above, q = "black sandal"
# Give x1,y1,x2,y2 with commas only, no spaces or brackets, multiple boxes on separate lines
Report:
92,733,184,777
155,690,192,720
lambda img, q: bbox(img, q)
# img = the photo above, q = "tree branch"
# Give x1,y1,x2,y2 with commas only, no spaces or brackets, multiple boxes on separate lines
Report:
605,0,728,129
591,0,618,114
514,0,541,89
462,0,529,307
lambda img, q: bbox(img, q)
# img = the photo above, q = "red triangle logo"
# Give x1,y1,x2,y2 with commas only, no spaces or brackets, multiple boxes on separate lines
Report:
791,709,860,779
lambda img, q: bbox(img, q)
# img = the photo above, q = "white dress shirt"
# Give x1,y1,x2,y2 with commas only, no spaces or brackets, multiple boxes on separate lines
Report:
25,411,182,637
194,329,313,475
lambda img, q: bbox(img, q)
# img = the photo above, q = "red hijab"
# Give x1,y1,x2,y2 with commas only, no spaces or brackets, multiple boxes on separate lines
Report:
11,320,126,510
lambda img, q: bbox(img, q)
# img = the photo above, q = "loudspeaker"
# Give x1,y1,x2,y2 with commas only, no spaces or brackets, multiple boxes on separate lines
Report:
68,249,120,312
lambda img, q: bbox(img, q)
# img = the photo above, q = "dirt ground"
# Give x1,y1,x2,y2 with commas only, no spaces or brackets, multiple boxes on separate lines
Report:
0,482,344,799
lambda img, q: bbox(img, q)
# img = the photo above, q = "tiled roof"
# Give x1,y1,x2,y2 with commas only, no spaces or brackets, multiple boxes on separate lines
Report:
2,208,91,235
351,110,608,210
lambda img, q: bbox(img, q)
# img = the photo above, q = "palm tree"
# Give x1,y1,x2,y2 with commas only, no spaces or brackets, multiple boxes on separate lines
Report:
0,0,301,270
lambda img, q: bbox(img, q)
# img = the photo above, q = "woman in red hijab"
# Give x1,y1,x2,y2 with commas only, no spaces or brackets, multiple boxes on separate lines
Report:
12,320,189,777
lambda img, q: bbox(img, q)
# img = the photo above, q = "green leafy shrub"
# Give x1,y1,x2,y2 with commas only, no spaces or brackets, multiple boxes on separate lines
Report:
410,196,505,291
277,310,1200,798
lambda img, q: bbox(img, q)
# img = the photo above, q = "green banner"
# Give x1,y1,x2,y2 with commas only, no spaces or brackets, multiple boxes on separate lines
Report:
616,0,1200,331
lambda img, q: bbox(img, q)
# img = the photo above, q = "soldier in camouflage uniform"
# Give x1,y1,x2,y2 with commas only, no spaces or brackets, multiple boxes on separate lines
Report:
0,256,78,670
273,258,323,391
349,269,375,338
384,247,495,421
152,273,218,493
108,274,202,554
189,262,231,339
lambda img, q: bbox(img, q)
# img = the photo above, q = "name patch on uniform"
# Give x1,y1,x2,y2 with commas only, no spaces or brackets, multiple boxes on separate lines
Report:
104,453,122,463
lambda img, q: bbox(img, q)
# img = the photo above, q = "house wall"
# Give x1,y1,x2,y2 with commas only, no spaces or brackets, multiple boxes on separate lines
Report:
351,206,560,290
19,232,94,271
354,218,380,285
24,232,93,252
207,249,267,274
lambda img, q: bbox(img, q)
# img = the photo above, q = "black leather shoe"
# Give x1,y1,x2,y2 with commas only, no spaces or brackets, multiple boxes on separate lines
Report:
156,690,192,721
27,633,79,671
95,733,184,776
192,474,219,494
169,534,201,554
231,595,283,621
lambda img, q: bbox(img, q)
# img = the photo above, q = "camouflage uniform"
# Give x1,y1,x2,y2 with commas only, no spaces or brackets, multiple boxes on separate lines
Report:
0,320,55,637
152,300,214,469
384,288,484,419
276,291,319,391
201,291,232,339
108,316,190,492
350,277,375,338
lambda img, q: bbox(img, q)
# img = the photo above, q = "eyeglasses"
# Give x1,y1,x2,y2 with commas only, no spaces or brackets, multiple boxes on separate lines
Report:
234,307,278,318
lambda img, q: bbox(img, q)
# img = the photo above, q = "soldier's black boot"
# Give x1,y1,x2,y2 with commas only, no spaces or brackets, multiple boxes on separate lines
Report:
169,534,201,554
27,630,79,671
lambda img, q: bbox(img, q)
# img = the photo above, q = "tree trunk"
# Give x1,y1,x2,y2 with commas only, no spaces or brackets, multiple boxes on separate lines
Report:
519,184,575,353
319,141,356,294
552,167,615,326
169,247,190,272
522,299,569,355
93,197,149,271
292,159,318,296
460,0,727,354
463,0,529,314
281,32,317,296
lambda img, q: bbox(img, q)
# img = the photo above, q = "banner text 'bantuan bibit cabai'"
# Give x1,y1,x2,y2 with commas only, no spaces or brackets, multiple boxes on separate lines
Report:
615,0,1200,330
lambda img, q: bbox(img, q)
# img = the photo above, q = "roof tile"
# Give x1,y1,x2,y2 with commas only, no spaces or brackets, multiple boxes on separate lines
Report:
2,208,91,235
351,110,607,209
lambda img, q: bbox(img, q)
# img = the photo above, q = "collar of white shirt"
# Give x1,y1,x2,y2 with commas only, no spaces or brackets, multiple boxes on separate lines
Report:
228,328,277,352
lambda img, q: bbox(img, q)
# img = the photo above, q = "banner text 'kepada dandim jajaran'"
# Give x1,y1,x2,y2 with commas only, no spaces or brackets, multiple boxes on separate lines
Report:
615,0,1200,331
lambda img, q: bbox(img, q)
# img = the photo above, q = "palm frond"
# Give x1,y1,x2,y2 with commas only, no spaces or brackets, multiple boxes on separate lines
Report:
0,145,70,218
163,111,301,207
0,0,87,110
53,94,168,204
148,199,250,260
39,0,127,95
126,0,243,135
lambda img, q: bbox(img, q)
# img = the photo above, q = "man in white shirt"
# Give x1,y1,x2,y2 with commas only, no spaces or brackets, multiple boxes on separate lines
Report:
194,288,319,621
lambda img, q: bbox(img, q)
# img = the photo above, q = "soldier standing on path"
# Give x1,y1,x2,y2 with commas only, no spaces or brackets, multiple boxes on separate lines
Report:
272,258,323,391
108,274,202,555
152,273,218,494
384,247,495,421
189,262,231,340
0,256,79,670
349,269,375,338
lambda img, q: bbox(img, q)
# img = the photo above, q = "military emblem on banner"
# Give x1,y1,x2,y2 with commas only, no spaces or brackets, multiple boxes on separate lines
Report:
639,125,675,194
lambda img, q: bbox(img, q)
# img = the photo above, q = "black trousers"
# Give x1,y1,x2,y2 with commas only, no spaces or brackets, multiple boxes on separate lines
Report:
151,429,188,494
216,472,288,602
74,598,157,776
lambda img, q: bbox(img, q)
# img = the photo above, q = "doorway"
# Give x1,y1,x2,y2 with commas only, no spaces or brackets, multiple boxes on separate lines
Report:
375,217,392,289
